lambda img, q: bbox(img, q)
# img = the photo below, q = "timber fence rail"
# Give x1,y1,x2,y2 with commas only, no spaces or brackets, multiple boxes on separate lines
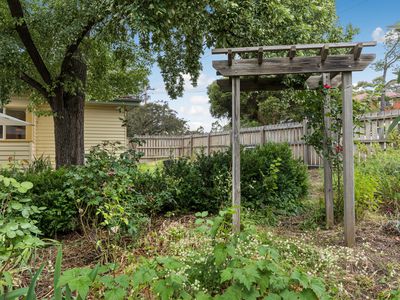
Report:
129,110,400,167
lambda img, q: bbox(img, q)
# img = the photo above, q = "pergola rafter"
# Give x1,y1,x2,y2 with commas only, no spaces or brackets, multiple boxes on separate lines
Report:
212,41,377,247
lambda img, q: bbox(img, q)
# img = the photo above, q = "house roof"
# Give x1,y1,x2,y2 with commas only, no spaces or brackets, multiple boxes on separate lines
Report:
88,95,141,106
354,91,400,101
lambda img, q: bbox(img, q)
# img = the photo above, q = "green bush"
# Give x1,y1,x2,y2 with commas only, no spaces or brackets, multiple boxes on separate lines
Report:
23,168,77,237
163,143,309,214
63,142,174,239
0,176,44,281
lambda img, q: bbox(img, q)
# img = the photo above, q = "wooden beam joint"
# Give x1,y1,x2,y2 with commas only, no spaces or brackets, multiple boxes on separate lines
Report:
352,43,363,60
288,46,296,59
228,49,233,66
320,45,329,62
258,47,263,65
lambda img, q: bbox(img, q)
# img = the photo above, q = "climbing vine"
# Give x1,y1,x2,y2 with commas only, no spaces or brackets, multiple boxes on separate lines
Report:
302,84,369,217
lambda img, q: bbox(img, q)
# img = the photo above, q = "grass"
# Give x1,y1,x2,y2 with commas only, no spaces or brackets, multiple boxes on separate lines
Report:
138,160,164,172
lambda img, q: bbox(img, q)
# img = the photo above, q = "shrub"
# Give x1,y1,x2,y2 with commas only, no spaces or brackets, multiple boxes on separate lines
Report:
23,168,77,237
64,142,174,240
0,176,44,280
163,143,309,214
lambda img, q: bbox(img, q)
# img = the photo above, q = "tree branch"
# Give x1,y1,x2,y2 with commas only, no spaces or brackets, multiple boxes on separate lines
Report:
19,72,49,99
7,0,52,85
60,20,97,75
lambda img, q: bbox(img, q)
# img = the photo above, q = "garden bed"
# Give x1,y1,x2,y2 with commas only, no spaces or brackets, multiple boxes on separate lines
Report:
21,170,399,299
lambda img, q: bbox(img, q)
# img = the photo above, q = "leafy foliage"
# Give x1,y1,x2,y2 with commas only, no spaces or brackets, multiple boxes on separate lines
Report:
126,101,189,136
163,143,308,214
0,176,44,292
355,147,400,215
4,211,331,300
131,209,330,299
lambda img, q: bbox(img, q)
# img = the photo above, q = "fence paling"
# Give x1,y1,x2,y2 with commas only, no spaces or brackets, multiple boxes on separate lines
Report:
130,110,400,166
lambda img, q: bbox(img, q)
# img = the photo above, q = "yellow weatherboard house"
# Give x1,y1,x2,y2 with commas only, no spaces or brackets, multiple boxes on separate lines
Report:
0,95,137,165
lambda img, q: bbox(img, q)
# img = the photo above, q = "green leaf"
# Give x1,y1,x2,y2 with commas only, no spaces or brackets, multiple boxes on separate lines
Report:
10,202,23,210
0,288,28,300
6,230,16,239
88,264,100,282
54,246,63,300
263,293,281,300
214,243,228,266
104,288,126,300
26,264,45,300
220,268,233,283
387,116,400,133
114,274,130,288
299,289,318,300
233,268,253,291
291,270,309,288
3,178,10,187
153,279,174,300
309,278,326,297
21,181,33,190
280,290,300,300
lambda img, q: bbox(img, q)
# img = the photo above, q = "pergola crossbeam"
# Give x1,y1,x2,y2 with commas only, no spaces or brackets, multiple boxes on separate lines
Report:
212,54,375,76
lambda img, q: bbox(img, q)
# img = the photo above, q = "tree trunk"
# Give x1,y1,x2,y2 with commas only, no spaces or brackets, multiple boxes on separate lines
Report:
52,56,87,168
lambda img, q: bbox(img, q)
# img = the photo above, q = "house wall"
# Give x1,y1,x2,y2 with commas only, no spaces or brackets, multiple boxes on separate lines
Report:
0,97,127,165
35,103,127,163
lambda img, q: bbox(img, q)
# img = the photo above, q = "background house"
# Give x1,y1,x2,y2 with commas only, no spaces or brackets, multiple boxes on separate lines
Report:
0,96,138,165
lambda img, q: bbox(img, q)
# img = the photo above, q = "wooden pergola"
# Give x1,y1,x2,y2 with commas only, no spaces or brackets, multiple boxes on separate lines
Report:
212,41,377,247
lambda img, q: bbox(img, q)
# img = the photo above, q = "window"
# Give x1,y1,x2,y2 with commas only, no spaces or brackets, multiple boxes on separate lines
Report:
0,108,27,140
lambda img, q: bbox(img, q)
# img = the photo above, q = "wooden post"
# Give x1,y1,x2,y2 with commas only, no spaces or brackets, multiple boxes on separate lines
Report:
190,135,194,157
342,72,355,247
260,127,265,145
323,73,334,228
303,119,309,166
232,76,241,233
207,133,211,156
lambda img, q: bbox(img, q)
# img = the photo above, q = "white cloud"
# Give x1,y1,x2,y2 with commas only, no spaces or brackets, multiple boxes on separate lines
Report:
179,105,209,116
183,73,214,91
372,27,385,43
189,95,209,105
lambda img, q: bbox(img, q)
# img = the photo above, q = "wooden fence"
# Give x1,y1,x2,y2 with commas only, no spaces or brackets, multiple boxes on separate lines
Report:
129,110,400,167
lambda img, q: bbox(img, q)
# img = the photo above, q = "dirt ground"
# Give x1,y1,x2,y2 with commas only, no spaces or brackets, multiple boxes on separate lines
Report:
272,169,400,299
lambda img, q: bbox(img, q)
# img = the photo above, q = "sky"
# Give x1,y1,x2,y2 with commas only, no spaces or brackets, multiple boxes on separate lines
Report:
146,0,400,132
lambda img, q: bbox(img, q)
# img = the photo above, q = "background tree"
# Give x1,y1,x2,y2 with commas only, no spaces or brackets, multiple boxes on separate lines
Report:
373,25,400,111
207,0,357,126
126,102,188,136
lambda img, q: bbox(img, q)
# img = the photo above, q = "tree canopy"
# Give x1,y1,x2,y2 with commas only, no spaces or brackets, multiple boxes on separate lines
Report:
126,102,188,136
206,0,357,125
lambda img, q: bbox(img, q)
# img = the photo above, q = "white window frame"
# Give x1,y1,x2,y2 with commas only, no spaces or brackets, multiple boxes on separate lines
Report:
0,107,27,140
